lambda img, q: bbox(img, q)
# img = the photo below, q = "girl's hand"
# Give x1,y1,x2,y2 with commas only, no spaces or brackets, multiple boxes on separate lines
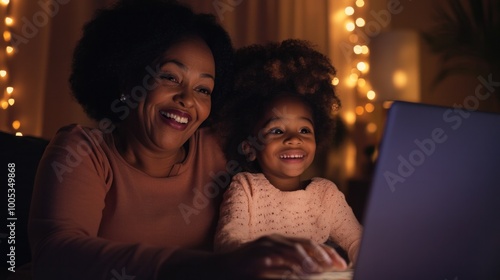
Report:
160,234,347,279
219,234,347,279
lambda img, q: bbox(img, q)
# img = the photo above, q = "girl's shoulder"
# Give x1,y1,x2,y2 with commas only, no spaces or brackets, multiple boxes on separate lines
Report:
307,177,341,194
232,172,268,186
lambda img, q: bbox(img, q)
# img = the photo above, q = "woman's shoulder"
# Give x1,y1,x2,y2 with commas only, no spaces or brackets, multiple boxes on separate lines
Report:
48,124,113,158
53,124,108,143
195,126,222,146
191,127,226,160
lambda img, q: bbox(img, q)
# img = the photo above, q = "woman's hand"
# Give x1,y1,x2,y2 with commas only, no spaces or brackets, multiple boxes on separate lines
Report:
222,234,348,279
160,234,347,280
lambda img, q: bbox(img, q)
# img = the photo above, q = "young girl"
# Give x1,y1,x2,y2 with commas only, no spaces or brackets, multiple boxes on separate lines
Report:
214,39,362,267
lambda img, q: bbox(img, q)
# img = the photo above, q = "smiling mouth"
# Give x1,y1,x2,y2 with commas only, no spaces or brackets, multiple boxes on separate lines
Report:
279,154,305,159
160,111,189,124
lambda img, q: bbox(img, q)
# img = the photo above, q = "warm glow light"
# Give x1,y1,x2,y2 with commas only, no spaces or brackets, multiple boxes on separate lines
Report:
8,98,14,106
1,101,8,109
355,18,365,27
356,0,365,7
357,62,367,72
362,62,369,73
3,30,11,41
365,103,375,113
6,86,13,94
343,111,356,125
1,0,10,5
366,123,377,133
0,70,6,77
355,106,364,115
357,78,366,87
353,45,363,54
345,22,355,32
349,73,359,82
393,70,408,89
361,45,369,54
12,120,20,130
332,77,339,86
15,132,23,137
5,17,13,26
345,6,355,16
6,46,14,54
367,90,376,100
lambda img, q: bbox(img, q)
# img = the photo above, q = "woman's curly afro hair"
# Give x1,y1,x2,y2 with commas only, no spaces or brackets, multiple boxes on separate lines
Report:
70,0,233,124
217,39,341,172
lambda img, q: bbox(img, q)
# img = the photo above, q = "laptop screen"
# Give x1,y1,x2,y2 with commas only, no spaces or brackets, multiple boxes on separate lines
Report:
353,101,500,280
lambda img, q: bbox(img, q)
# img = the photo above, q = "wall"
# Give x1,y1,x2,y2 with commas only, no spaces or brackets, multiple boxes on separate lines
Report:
375,0,500,112
1,0,112,139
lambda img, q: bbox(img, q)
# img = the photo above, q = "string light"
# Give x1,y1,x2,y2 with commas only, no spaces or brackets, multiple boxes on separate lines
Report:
12,119,20,129
355,18,366,27
341,0,376,129
332,77,339,86
357,78,366,88
355,0,365,8
4,16,12,25
2,30,10,40
2,0,18,134
353,45,363,54
355,106,365,116
357,61,367,72
367,90,376,100
345,6,355,16
345,21,355,32
366,122,377,133
361,45,369,54
364,103,375,113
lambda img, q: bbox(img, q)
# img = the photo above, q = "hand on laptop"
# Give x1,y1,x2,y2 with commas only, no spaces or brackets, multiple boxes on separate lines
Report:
217,234,348,279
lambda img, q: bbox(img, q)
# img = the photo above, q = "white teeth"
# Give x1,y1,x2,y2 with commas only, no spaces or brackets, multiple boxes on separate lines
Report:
280,154,304,159
160,111,188,124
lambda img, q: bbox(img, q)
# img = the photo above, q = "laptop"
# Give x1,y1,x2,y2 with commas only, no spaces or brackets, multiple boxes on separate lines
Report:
353,101,500,280
265,101,500,279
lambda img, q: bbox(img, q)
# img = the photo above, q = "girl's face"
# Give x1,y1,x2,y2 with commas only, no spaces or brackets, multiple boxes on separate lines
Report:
253,96,316,188
129,36,215,153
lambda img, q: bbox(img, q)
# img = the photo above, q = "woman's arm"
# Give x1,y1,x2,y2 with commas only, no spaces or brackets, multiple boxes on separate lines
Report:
28,126,173,280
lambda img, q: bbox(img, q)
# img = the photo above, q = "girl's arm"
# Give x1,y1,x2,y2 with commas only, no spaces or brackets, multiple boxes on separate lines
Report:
326,181,363,264
214,173,253,252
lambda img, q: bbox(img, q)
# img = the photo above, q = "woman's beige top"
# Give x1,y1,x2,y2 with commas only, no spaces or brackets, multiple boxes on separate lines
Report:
29,125,229,279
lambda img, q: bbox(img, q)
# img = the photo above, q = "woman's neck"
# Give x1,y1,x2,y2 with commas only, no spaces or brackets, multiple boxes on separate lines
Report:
113,127,186,178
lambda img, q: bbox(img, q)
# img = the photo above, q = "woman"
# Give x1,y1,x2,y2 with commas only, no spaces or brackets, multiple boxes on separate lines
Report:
28,1,346,279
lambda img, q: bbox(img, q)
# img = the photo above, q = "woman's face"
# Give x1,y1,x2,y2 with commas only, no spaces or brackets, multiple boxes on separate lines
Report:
131,36,215,152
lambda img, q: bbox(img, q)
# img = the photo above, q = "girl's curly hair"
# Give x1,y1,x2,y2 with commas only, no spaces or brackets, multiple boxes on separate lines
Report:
70,0,233,125
217,39,341,172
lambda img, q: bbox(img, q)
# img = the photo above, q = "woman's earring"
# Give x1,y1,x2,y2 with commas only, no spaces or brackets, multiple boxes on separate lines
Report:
120,94,127,102
241,141,257,162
